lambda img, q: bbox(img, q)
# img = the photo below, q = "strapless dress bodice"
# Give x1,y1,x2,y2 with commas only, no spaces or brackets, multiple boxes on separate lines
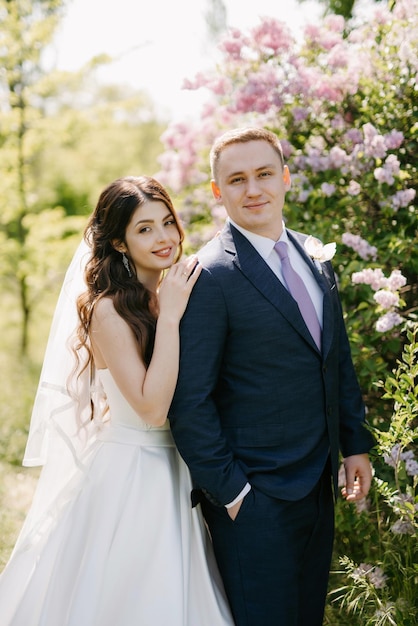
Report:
98,369,170,432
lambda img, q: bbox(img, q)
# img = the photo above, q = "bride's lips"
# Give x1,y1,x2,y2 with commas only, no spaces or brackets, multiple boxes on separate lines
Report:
152,246,173,258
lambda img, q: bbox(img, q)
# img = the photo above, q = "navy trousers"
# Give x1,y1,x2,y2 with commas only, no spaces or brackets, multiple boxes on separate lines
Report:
201,467,334,626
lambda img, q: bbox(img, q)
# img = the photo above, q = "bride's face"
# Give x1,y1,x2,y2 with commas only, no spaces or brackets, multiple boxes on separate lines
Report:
124,200,181,283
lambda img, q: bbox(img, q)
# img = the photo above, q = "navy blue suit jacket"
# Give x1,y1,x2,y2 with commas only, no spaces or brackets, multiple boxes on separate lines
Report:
169,223,374,505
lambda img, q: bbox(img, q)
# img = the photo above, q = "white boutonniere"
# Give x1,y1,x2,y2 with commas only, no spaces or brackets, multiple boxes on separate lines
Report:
304,236,336,272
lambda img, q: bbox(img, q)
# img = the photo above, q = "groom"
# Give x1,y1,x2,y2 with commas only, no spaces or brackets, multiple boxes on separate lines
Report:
169,127,374,625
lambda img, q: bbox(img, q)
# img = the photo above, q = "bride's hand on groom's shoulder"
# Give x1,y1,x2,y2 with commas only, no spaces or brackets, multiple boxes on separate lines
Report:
158,256,202,322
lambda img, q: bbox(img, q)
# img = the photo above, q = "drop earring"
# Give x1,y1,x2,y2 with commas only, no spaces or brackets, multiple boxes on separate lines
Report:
122,252,132,277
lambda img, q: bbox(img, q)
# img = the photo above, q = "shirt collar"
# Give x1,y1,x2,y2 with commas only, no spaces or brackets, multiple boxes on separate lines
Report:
228,218,289,261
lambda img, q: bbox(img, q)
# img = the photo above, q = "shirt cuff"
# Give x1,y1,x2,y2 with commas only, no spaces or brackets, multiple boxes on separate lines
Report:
225,483,251,508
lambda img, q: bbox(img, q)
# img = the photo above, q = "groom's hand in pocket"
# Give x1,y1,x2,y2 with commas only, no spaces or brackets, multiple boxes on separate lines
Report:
226,498,244,520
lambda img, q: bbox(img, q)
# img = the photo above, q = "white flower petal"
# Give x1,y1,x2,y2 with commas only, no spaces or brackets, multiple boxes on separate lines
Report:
304,235,322,257
304,236,336,262
322,242,337,261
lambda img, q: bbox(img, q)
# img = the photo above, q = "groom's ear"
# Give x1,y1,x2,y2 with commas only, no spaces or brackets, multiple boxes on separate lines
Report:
211,180,222,201
283,165,291,190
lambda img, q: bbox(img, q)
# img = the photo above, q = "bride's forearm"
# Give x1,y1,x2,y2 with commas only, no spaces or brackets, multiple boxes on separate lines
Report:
139,315,181,426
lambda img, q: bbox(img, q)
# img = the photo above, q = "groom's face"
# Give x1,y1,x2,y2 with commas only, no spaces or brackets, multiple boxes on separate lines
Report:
211,140,291,240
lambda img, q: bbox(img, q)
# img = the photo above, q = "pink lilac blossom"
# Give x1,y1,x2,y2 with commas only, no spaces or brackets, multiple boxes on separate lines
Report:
327,43,349,68
363,123,388,159
372,5,392,25
157,152,207,193
362,122,379,144
303,23,321,42
374,166,395,185
373,290,400,309
374,154,401,186
347,180,361,196
384,129,404,150
399,36,418,67
394,0,417,20
288,63,318,99
384,154,401,174
231,67,281,114
158,122,206,192
312,75,344,103
158,2,416,237
351,268,387,290
328,146,348,169
375,311,403,332
350,265,407,332
316,30,343,51
251,17,294,54
192,74,230,96
342,233,377,260
336,64,362,96
218,28,250,60
324,14,345,33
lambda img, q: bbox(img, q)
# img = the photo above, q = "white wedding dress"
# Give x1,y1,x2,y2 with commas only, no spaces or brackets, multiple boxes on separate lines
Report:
0,370,234,626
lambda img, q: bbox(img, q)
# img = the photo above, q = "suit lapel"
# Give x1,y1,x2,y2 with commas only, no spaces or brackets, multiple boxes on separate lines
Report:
222,225,321,352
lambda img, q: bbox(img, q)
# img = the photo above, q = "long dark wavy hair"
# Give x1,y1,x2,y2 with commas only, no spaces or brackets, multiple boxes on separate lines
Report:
75,176,184,374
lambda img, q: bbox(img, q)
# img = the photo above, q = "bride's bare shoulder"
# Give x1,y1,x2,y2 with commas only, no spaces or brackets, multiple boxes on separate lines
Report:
92,297,119,324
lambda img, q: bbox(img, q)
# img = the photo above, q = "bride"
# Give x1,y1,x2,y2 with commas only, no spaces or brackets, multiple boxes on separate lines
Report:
0,176,234,626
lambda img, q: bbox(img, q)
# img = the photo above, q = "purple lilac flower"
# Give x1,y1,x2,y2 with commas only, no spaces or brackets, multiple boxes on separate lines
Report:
384,447,418,475
383,444,401,468
342,233,377,260
390,520,415,535
373,290,400,309
390,188,416,211
384,129,404,150
374,167,395,185
375,311,403,332
352,563,388,589
321,182,336,197
405,459,418,477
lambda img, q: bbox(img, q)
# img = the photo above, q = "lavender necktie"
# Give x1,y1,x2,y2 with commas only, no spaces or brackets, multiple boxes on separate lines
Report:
274,241,321,349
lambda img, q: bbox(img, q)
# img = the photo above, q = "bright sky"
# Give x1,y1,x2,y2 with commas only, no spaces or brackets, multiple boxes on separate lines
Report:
49,0,323,120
